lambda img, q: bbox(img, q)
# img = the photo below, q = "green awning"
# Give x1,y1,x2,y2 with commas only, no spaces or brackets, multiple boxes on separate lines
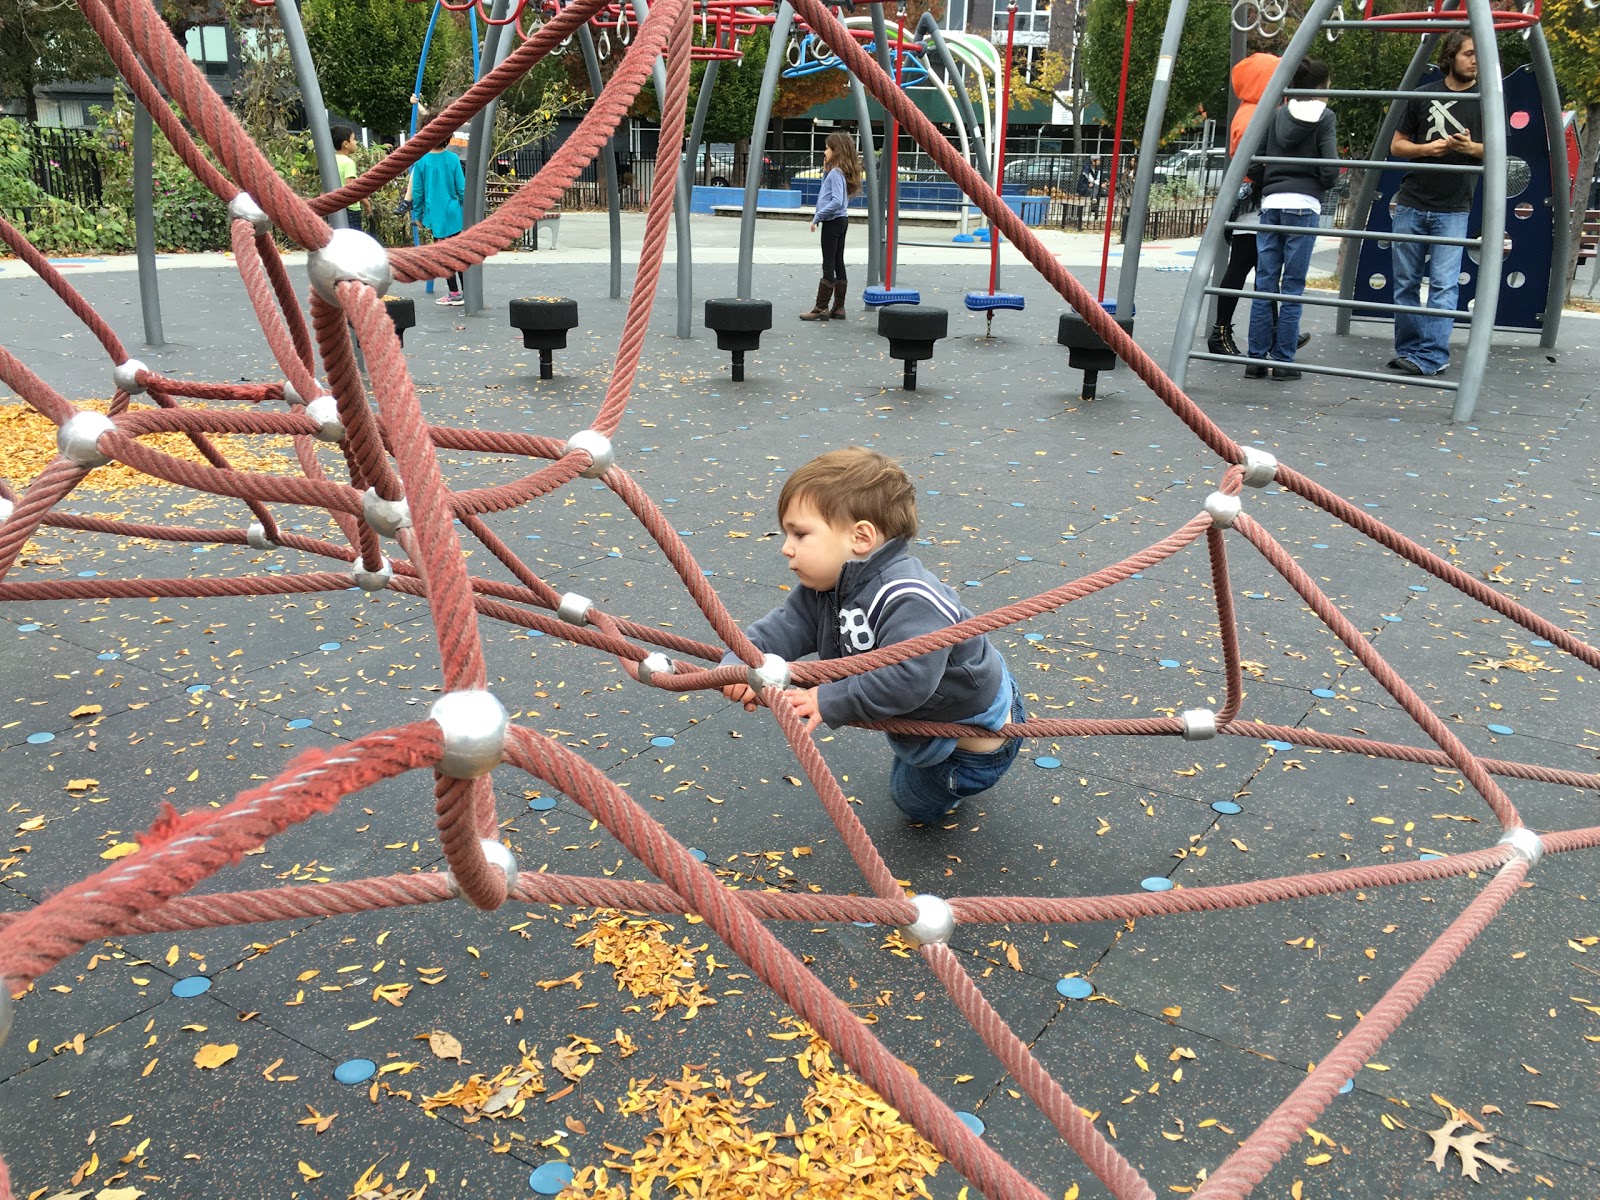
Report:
801,87,1068,126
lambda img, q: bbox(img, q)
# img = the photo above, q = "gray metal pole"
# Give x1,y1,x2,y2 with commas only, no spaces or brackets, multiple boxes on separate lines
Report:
630,0,694,338
464,0,516,316
1526,25,1568,350
1208,18,1247,328
1453,0,1506,423
1166,0,1338,388
849,72,885,288
132,98,164,348
275,0,344,228
1116,0,1191,316
914,13,991,180
684,56,722,293
737,0,794,299
868,2,894,276
579,24,624,299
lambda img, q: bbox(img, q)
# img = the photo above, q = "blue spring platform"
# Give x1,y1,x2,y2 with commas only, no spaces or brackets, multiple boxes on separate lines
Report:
963,292,1025,312
863,285,921,307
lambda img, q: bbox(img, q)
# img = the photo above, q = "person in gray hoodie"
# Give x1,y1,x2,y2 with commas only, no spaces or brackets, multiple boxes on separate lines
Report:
1245,58,1339,381
721,446,1025,824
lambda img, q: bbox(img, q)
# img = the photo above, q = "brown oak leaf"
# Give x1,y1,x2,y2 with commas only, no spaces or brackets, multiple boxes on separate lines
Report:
1424,1117,1518,1182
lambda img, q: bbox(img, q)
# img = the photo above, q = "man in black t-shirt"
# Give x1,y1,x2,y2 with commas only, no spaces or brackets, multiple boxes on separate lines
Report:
1385,32,1484,377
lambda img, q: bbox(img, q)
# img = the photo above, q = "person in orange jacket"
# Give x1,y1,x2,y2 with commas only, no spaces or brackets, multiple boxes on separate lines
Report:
1208,52,1282,359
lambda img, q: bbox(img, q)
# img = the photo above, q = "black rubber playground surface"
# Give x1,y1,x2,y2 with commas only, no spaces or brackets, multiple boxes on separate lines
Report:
1,250,1597,1199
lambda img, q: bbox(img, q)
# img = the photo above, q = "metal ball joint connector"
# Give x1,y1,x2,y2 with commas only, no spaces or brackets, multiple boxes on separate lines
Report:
897,894,956,947
246,522,278,551
306,227,393,307
362,487,411,538
447,837,520,901
58,411,116,468
557,592,593,627
1498,825,1543,867
429,689,509,779
637,652,673,686
1180,708,1218,741
1241,447,1278,488
227,191,272,234
351,555,393,591
0,497,13,526
747,653,791,694
112,359,148,396
302,395,345,442
1205,492,1242,529
565,429,614,478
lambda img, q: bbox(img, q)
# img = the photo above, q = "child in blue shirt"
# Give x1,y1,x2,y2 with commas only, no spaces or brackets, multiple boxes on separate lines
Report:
410,141,466,305
799,132,864,322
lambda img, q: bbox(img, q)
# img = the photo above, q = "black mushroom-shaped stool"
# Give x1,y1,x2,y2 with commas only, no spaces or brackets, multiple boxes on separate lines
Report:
877,305,947,391
509,296,580,379
1057,303,1135,402
703,298,772,382
384,295,416,346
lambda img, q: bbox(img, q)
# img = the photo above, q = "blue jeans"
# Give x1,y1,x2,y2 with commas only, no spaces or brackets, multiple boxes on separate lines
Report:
1390,205,1469,375
1248,209,1320,363
888,679,1025,824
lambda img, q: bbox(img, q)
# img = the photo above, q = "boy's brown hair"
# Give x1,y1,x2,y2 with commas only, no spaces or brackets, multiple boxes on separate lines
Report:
778,446,918,541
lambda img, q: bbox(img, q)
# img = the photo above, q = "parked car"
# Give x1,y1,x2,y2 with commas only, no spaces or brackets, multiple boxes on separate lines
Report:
1153,147,1229,190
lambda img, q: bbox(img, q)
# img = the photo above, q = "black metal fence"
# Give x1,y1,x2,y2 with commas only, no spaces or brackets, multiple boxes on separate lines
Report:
25,126,105,209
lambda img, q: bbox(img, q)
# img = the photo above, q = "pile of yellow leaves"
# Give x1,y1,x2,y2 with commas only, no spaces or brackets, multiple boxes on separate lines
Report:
575,913,716,1020
420,1050,546,1121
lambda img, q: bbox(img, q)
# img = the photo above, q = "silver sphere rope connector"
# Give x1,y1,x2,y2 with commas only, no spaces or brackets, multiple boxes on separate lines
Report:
1180,708,1218,741
447,837,520,901
306,226,393,307
283,380,303,407
0,497,13,526
112,358,148,396
1241,446,1278,488
557,592,593,627
1204,491,1241,528
898,894,956,947
303,395,345,442
1498,826,1543,868
58,411,116,468
637,652,673,686
227,191,272,234
362,487,412,538
565,429,615,478
748,653,791,693
246,522,278,551
351,555,393,591
429,689,509,779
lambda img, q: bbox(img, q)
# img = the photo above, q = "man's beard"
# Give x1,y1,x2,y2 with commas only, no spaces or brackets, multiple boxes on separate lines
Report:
1447,62,1476,86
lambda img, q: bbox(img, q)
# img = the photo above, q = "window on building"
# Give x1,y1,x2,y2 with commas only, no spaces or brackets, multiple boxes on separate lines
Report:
992,0,1050,38
185,25,230,74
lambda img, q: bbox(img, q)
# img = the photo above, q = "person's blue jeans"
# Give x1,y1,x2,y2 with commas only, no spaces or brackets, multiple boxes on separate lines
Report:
1390,205,1470,375
1248,209,1320,363
888,679,1025,824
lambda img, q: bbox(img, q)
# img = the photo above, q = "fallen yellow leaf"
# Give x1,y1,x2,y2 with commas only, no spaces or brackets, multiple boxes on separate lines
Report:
193,1043,239,1070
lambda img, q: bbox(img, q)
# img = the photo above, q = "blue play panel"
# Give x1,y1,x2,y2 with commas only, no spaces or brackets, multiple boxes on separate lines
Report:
963,291,1025,312
863,285,921,307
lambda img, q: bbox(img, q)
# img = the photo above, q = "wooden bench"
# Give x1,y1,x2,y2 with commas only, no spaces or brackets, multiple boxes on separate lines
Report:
1580,209,1598,266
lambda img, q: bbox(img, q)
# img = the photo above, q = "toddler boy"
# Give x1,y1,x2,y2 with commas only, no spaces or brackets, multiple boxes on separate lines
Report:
722,447,1024,823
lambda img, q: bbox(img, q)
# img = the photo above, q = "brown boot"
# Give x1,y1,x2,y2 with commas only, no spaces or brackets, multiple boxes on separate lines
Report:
799,279,832,321
827,279,848,319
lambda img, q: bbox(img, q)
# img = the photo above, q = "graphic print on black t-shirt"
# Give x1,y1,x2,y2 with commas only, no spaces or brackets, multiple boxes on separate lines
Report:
1394,80,1482,214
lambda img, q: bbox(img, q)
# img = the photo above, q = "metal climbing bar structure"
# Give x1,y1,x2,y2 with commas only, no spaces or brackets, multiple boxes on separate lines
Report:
0,0,1598,1196
1161,0,1570,422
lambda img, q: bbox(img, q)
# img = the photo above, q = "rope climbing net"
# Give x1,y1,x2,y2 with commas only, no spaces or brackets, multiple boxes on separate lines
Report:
0,0,1597,1195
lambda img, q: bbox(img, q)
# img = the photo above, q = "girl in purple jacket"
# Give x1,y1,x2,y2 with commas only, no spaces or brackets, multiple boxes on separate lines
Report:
799,132,864,322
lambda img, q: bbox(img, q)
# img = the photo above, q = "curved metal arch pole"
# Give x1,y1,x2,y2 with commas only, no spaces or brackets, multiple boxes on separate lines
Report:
629,0,695,338
736,0,793,299
1334,8,1454,335
848,65,886,287
1166,0,1339,388
578,24,624,299
914,14,992,180
868,1,894,276
682,55,722,311
1526,23,1569,350
275,0,345,229
464,0,516,316
132,97,164,347
1115,0,1191,317
1452,0,1506,423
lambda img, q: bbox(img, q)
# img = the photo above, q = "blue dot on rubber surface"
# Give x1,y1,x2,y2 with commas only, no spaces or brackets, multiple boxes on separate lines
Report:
955,1112,985,1136
1419,852,1443,861
689,847,707,862
334,1058,376,1085
287,718,313,730
18,623,40,632
1034,756,1061,769
650,735,676,748
1158,659,1180,668
1381,615,1402,623
26,732,54,745
1311,688,1336,699
1487,724,1514,736
1266,740,1294,751
1408,584,1429,592
1141,876,1174,892
186,684,210,695
171,976,212,998
1339,1078,1355,1094
97,651,120,660
529,1162,575,1195
527,795,557,812
318,641,342,651
1311,542,1329,549
1211,800,1242,815
1056,977,1093,999
524,628,545,637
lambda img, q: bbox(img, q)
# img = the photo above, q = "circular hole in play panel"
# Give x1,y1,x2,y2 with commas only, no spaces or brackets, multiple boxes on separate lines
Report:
1368,273,1386,290
1509,110,1530,130
1514,202,1533,220
1458,271,1472,285
1506,157,1530,196
1506,271,1526,288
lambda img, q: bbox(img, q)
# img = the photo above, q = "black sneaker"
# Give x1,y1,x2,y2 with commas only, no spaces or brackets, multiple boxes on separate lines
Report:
1244,363,1268,379
1297,332,1311,349
1385,357,1425,376
1271,366,1302,381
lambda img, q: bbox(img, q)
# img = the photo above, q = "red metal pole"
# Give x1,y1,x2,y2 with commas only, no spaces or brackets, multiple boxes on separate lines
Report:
1096,0,1136,303
990,2,1018,295
885,7,906,289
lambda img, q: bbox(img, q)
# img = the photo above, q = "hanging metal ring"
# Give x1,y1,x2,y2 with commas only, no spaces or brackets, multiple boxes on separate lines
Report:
1325,2,1343,40
598,26,611,57
1258,17,1282,37
1231,0,1261,32
1259,0,1287,22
